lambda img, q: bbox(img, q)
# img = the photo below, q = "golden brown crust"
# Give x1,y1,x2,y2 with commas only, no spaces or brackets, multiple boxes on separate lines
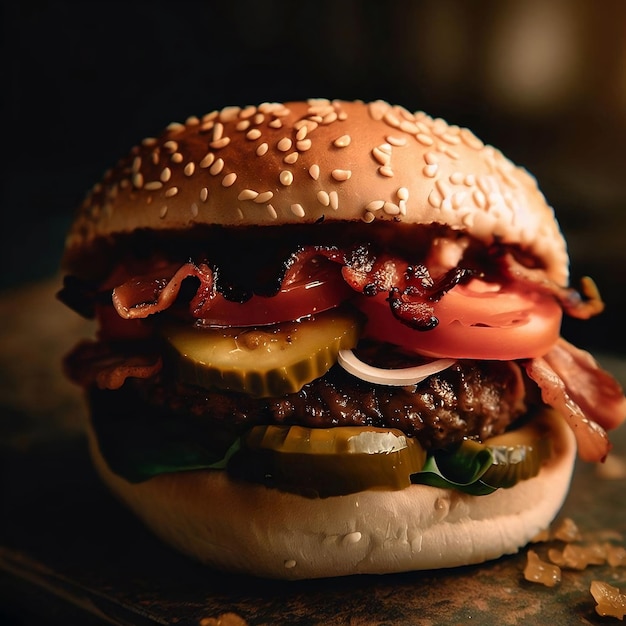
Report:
88,410,576,580
64,99,569,284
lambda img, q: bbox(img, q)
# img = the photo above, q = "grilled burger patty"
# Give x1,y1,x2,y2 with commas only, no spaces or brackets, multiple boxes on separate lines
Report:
100,358,527,454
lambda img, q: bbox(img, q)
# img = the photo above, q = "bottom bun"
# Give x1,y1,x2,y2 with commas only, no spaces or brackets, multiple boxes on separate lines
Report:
87,410,576,580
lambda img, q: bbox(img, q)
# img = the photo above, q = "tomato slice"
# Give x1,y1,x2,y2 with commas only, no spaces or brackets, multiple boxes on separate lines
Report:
199,259,354,327
357,279,563,360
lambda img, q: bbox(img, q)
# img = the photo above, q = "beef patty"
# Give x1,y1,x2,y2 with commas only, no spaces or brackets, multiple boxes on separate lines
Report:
121,357,527,452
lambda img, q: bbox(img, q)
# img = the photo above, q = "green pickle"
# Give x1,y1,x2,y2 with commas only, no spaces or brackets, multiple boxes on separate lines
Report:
480,417,553,488
230,425,427,498
160,308,361,397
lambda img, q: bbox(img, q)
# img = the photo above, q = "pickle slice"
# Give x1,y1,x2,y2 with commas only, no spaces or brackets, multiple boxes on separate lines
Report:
480,416,553,488
229,425,427,498
160,308,361,397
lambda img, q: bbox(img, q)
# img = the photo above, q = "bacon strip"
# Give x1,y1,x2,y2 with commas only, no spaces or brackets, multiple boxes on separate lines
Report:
64,340,162,390
112,261,214,319
524,339,626,463
501,253,604,319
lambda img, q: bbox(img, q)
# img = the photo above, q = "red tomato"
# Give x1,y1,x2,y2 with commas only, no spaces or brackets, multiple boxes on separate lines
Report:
357,279,563,360
199,261,354,327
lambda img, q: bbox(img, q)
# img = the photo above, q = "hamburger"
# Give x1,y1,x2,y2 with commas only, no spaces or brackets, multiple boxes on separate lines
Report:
59,99,626,579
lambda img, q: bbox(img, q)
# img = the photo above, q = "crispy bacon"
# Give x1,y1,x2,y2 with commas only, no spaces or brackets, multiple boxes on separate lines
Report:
64,340,162,390
112,261,214,319
524,339,626,463
501,252,604,319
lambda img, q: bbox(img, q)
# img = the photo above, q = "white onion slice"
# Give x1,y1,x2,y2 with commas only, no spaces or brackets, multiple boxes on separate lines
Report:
337,349,456,386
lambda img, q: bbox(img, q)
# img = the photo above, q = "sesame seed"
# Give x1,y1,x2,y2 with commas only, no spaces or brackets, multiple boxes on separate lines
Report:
219,106,240,122
333,134,351,148
332,169,352,181
372,146,391,165
428,190,442,208
235,208,244,220
450,172,465,185
160,167,172,182
199,153,215,168
254,113,265,125
397,187,409,201
184,162,196,176
268,118,282,129
424,151,438,164
277,137,292,152
441,132,461,145
280,170,294,186
291,203,305,217
255,191,274,203
329,191,339,210
222,172,237,187
460,128,484,150
378,166,394,177
165,186,178,198
266,204,278,219
190,202,199,217
132,173,144,188
163,140,178,153
365,200,384,212
321,111,338,124
256,142,269,156
200,120,214,132
362,211,376,223
210,137,231,149
317,191,330,206
238,189,259,201
171,152,184,163
416,133,434,146
296,139,312,151
452,191,467,209
387,135,407,147
284,152,299,164
309,164,320,180
144,181,163,191
284,559,297,569
200,187,209,202
236,119,250,131
240,105,257,119
166,122,185,132
423,164,438,178
151,150,160,164
400,120,419,134
186,115,200,126
383,202,400,215
212,123,224,141
202,111,218,123
246,129,262,140
159,205,168,218
296,126,308,141
132,156,142,172
383,110,401,128
441,146,460,160
141,137,158,147
209,158,224,175
368,100,387,121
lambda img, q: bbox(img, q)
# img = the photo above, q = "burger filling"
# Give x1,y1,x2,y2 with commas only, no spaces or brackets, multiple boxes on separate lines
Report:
60,224,626,497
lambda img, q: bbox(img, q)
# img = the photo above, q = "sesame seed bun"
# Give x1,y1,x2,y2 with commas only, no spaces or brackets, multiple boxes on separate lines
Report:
63,99,569,285
87,408,576,580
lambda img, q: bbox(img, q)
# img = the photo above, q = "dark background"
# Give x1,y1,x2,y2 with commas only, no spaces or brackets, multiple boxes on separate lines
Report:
2,0,625,354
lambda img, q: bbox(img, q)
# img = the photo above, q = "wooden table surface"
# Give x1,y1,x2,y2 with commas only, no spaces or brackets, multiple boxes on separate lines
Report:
1,278,625,626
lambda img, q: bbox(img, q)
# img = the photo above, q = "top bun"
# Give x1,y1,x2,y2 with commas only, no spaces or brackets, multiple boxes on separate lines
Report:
64,99,569,284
